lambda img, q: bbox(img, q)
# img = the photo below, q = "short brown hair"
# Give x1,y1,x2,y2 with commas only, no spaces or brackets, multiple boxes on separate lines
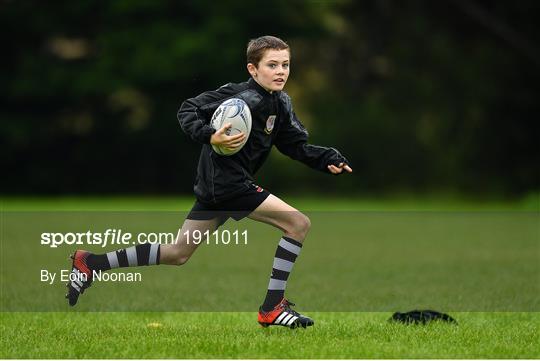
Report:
246,36,289,67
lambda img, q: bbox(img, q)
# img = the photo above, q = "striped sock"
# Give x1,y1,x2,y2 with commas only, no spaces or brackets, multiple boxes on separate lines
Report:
261,236,302,312
87,244,160,271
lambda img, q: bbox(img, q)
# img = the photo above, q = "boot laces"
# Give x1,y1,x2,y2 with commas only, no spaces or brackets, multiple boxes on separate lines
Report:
282,299,301,317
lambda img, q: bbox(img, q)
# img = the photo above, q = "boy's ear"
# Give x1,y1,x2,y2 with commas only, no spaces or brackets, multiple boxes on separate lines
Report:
247,63,257,78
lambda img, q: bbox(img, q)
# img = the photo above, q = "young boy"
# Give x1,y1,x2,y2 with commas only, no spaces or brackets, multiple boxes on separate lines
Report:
66,35,352,329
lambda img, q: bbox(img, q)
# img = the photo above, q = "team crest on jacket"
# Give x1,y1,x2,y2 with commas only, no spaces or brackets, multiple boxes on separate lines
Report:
265,115,276,134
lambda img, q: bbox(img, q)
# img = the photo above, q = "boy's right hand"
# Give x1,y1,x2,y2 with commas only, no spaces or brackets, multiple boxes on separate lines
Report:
210,122,246,151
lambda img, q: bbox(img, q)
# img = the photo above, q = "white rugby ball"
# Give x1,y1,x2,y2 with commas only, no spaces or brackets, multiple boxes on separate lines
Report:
210,98,252,156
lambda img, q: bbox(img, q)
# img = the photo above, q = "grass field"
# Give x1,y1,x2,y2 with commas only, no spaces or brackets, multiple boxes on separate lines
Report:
1,312,538,358
1,196,539,358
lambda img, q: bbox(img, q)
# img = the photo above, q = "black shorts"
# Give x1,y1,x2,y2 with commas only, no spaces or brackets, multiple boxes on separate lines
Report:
187,183,270,224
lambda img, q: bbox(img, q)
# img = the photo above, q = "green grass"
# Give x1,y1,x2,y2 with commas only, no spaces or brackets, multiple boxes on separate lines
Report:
1,312,538,358
1,192,538,211
1,196,539,358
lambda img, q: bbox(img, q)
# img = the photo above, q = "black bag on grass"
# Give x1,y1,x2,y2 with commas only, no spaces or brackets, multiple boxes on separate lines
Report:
389,310,457,324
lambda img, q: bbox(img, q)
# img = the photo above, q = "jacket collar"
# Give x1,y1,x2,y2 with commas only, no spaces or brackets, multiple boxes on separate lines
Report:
248,77,278,98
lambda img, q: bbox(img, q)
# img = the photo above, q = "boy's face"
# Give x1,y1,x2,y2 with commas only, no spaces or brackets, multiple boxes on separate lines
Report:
247,49,290,92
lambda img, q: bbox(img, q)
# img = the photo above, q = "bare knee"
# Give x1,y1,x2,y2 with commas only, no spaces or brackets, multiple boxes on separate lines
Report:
173,254,191,266
284,213,311,241
163,245,192,266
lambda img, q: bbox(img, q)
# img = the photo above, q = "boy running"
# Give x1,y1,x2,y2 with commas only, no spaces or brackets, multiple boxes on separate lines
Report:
66,35,352,329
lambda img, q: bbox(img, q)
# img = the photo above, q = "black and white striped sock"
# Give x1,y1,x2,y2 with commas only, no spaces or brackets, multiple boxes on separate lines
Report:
87,244,160,271
261,236,302,312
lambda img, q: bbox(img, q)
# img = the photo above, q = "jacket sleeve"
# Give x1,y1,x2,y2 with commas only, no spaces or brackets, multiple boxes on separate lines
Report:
275,94,350,174
177,84,237,144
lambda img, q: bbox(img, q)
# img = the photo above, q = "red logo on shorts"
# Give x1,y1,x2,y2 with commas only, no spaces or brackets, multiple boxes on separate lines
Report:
252,183,264,192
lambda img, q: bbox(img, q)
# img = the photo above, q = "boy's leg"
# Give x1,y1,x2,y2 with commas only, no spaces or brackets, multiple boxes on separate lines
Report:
66,217,220,306
248,194,314,328
248,194,310,242
160,218,222,265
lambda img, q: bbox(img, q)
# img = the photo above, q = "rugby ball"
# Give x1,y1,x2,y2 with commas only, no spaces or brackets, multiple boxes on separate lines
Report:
210,98,252,156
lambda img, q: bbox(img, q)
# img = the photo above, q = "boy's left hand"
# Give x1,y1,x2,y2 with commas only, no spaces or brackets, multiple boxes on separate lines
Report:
328,162,353,174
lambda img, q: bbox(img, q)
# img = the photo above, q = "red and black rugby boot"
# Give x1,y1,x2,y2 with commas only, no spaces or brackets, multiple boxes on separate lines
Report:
65,250,94,306
258,298,314,329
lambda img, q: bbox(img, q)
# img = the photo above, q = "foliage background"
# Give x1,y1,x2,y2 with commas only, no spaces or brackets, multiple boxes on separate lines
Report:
2,0,538,197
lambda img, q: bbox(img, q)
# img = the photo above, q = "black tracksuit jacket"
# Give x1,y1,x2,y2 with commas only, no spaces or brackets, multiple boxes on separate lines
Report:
177,78,349,204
